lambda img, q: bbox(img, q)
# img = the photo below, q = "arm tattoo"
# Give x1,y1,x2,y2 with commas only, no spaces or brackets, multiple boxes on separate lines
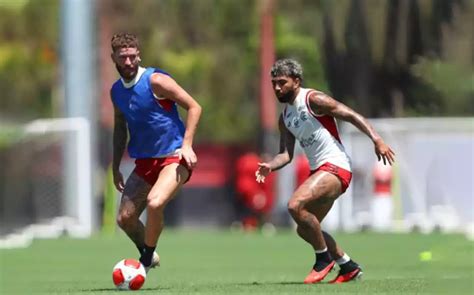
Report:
310,92,381,143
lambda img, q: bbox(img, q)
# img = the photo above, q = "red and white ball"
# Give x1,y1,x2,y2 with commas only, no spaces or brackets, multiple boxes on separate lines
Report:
112,258,146,290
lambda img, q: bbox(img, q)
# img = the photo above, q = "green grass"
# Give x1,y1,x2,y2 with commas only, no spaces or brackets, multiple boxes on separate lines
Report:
1,230,473,294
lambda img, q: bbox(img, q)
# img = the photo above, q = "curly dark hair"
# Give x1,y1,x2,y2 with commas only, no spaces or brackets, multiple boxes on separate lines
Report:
270,59,303,80
111,33,139,52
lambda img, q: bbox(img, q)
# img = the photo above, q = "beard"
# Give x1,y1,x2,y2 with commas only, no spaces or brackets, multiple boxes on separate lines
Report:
277,90,296,103
116,64,138,81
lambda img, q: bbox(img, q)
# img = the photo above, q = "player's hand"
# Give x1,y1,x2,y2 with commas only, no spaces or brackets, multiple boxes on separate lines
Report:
113,169,125,193
374,139,395,166
255,162,272,183
179,146,197,169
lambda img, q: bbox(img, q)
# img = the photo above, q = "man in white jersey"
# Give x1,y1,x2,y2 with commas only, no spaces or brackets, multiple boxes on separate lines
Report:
256,59,395,284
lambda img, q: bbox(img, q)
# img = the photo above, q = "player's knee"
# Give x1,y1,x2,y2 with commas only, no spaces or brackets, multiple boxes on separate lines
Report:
287,199,303,218
116,212,136,230
146,195,166,212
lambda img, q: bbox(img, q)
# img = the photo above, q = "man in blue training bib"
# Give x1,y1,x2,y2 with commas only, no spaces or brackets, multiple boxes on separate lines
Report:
109,33,202,271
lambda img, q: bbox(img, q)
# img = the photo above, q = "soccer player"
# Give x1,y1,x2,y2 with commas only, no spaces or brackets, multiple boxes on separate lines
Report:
109,33,202,271
255,59,395,283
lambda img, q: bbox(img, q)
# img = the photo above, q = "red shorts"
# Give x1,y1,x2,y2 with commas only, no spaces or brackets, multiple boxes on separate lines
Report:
134,157,192,185
310,162,352,193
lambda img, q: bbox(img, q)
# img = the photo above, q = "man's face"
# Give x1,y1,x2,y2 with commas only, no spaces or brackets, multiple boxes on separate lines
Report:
271,75,300,103
111,47,140,80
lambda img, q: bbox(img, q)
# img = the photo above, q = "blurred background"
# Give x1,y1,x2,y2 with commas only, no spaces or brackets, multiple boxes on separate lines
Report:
0,0,473,248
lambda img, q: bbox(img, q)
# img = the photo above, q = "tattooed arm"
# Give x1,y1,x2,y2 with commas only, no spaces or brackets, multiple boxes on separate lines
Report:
308,91,395,165
112,103,128,192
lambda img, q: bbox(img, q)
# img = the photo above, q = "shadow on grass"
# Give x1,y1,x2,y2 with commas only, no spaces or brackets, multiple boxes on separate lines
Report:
236,281,303,286
80,286,170,292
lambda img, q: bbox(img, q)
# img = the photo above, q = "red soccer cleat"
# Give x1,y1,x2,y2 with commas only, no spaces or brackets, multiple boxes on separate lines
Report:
329,267,363,284
303,261,336,284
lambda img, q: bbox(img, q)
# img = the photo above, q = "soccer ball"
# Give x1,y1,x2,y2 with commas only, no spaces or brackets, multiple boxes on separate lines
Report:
112,258,147,290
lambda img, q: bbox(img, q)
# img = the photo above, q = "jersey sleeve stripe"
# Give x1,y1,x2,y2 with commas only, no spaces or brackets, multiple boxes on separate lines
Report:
304,89,319,118
305,89,342,144
314,115,342,144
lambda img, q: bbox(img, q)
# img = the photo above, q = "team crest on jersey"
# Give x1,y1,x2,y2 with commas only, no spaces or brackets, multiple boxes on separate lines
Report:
299,111,308,122
292,117,300,128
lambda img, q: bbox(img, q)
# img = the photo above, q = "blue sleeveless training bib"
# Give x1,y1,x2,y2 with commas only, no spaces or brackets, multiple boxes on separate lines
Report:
111,67,185,158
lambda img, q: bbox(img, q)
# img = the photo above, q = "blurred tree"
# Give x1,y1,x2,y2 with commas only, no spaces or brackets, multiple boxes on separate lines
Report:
0,0,472,135
0,0,59,121
319,0,472,117
411,0,473,115
99,0,259,143
275,0,329,93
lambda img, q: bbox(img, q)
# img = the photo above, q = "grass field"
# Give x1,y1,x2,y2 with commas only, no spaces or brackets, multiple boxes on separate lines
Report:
1,230,473,294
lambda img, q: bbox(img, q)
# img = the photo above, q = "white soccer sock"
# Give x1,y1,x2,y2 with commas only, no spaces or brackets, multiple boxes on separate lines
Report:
336,253,351,265
315,247,328,254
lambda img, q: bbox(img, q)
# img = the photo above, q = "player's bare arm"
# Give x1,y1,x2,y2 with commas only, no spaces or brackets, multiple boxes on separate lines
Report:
256,115,296,183
150,73,202,169
308,92,395,165
112,102,128,192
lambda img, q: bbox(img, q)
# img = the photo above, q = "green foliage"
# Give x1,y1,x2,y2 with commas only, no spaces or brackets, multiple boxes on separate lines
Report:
410,1,474,116
0,0,59,120
132,0,260,143
0,0,472,141
274,14,328,93
412,58,474,115
0,125,23,149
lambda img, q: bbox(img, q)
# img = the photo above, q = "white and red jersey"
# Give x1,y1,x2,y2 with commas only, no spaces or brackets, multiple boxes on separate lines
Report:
282,88,351,171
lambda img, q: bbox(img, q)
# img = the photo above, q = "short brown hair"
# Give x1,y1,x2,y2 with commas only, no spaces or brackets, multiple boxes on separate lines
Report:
111,33,139,52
